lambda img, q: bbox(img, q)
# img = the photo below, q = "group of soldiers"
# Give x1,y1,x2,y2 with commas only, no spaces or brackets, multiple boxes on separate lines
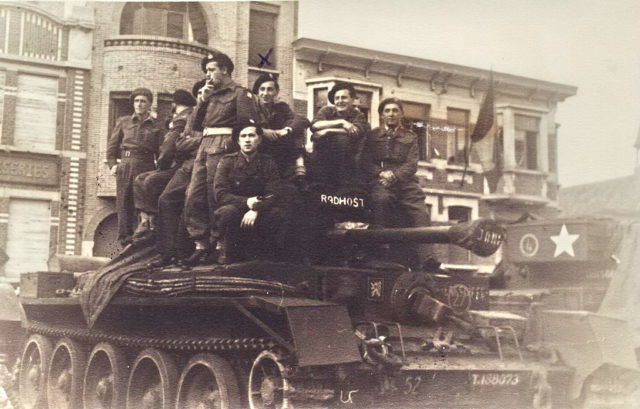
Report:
107,51,430,267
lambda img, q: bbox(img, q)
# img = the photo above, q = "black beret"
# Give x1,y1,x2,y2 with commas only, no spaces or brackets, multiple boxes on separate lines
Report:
130,87,153,104
328,82,357,105
173,89,196,107
232,119,262,141
192,79,207,98
201,53,216,73
378,97,404,115
200,52,234,74
252,73,279,95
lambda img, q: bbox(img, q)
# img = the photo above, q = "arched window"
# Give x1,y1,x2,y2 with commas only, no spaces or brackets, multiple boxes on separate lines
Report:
120,2,208,44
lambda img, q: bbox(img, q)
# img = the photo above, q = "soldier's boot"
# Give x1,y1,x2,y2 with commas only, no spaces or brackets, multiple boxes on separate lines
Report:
183,240,212,266
132,213,155,241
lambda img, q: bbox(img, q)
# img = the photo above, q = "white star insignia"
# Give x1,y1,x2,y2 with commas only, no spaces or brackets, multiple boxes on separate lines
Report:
550,224,580,257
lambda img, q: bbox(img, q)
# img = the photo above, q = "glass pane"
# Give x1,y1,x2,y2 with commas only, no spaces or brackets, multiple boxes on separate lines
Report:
313,88,328,117
249,9,277,68
143,8,165,36
166,11,184,39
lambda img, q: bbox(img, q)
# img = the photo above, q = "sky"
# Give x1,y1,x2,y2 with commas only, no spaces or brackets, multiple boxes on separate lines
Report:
298,0,640,187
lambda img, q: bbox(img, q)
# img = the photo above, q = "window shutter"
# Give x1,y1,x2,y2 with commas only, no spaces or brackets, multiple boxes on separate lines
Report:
5,199,51,279
15,74,57,151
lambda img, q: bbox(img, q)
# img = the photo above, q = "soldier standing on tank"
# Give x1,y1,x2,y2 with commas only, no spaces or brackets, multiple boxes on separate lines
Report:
183,53,257,265
131,89,197,243
309,82,370,187
107,87,163,247
252,73,310,179
360,97,430,228
213,122,289,263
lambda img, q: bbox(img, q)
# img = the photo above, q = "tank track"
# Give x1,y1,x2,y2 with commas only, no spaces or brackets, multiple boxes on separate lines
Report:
27,321,275,353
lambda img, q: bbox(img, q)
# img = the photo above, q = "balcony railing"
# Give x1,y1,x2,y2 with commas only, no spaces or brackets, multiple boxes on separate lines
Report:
412,118,477,166
104,35,216,56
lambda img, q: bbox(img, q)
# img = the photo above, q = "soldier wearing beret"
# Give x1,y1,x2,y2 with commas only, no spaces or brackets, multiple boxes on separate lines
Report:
130,89,197,265
252,73,310,179
184,52,258,265
360,97,430,228
310,82,370,187
107,87,163,246
213,122,289,263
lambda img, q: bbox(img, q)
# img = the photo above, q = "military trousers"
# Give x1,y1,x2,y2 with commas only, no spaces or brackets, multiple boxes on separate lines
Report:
370,180,430,228
156,161,194,257
310,134,359,186
184,134,233,241
115,157,156,241
133,167,178,214
214,204,289,261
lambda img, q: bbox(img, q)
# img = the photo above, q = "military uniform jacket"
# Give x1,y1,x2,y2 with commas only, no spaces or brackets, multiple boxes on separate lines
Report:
156,107,194,169
214,152,281,212
256,101,310,161
312,105,370,139
360,126,420,183
107,113,163,168
192,81,257,132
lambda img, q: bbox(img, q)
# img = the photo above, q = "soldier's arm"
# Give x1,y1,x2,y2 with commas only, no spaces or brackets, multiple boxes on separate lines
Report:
349,110,371,138
236,89,258,124
359,136,382,181
175,112,201,154
257,159,283,210
310,106,345,132
393,138,419,182
214,158,250,210
106,118,124,168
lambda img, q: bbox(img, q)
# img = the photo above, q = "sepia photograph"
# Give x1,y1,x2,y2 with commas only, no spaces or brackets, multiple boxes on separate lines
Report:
0,0,639,408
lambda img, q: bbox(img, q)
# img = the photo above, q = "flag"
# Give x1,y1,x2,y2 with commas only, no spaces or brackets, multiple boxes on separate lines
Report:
470,71,503,192
471,71,494,143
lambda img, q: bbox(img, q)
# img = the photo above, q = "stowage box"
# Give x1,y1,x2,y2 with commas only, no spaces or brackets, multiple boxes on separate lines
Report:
20,272,76,298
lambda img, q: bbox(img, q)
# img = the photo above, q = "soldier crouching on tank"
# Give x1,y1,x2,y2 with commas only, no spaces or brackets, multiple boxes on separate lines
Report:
183,52,257,266
252,73,310,180
107,87,163,247
131,89,197,242
213,122,290,264
309,82,370,188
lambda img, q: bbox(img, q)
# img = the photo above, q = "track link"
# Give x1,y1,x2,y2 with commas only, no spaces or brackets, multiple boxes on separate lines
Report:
27,321,275,353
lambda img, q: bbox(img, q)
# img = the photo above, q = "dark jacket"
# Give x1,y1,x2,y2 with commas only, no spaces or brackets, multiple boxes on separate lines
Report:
214,152,281,212
107,113,163,168
156,107,194,169
360,126,420,183
193,81,257,131
256,101,310,175
311,105,370,139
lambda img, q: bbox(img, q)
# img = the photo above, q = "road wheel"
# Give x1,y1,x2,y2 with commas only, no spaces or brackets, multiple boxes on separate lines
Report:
47,337,86,409
248,351,291,409
83,343,128,409
176,353,241,409
19,334,53,409
126,348,177,409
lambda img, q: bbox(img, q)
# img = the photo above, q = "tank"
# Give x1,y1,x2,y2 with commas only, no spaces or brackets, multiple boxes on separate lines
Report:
496,217,640,409
7,214,568,409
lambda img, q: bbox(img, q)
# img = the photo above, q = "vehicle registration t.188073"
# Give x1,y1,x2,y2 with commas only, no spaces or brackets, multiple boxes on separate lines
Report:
470,372,521,386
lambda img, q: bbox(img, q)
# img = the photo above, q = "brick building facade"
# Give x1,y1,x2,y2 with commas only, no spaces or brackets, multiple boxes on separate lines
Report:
82,1,298,257
0,2,93,282
0,2,577,279
293,38,576,263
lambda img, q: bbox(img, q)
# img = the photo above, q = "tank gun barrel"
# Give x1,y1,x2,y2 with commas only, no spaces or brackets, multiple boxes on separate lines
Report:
327,219,505,257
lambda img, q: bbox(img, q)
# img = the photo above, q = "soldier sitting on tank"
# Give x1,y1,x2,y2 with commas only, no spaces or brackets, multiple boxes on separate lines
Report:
360,97,430,229
213,121,290,263
107,87,164,247
309,82,370,188
131,89,197,242
252,73,310,180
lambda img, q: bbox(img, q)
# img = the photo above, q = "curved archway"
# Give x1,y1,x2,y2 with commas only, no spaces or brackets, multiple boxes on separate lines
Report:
120,2,208,44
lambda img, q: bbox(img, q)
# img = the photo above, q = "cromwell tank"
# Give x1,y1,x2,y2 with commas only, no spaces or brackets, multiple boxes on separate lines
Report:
7,219,553,409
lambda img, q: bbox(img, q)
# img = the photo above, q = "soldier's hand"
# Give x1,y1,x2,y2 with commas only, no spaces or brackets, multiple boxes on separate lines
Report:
312,129,328,141
247,196,261,210
263,129,280,142
198,82,214,102
109,165,118,176
241,210,258,229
